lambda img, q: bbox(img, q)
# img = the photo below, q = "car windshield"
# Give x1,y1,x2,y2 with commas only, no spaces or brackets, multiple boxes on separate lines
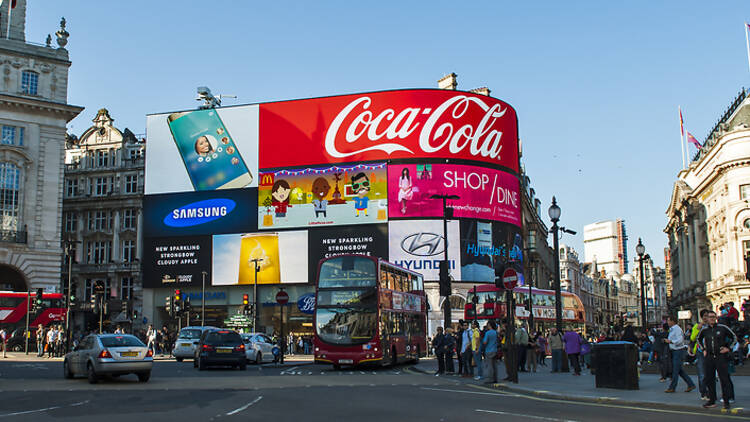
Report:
100,336,145,348
318,256,376,288
205,331,242,345
315,308,377,346
179,329,202,339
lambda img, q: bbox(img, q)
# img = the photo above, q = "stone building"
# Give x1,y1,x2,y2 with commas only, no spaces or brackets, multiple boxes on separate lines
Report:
520,170,555,291
63,109,145,332
666,88,750,322
0,1,83,293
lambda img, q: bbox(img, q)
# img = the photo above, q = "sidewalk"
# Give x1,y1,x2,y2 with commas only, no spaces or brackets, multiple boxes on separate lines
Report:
413,358,748,415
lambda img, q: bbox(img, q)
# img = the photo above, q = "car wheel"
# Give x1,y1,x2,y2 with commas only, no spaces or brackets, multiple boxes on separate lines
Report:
137,371,151,382
176,357,184,362
255,353,262,365
198,357,206,371
87,363,98,384
11,344,22,352
63,360,73,379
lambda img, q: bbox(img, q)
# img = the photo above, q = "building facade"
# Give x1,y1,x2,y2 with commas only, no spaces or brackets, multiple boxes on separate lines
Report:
559,244,583,297
63,109,145,332
0,1,83,293
583,219,628,276
666,88,750,322
520,169,555,292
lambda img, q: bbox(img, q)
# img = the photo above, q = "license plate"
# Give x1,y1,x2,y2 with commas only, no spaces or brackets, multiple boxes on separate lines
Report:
121,352,137,357
339,359,353,364
181,343,191,347
217,348,232,353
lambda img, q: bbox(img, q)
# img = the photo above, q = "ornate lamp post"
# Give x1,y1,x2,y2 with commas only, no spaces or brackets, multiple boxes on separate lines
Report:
548,198,563,333
636,238,650,329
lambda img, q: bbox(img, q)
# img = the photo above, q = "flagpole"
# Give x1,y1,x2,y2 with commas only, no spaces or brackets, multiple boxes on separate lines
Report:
679,106,686,169
6,0,12,39
745,23,750,73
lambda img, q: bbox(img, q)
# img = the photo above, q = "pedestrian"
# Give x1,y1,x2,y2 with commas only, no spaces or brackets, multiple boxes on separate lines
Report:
455,322,464,376
35,324,44,357
526,331,538,372
548,327,564,372
664,315,696,393
444,328,456,374
56,325,65,357
697,310,737,409
690,309,710,399
460,321,472,377
46,325,56,358
146,324,156,355
471,321,483,380
432,327,446,376
563,327,583,375
515,323,529,372
537,332,548,366
482,320,499,384
0,327,6,358
654,323,672,382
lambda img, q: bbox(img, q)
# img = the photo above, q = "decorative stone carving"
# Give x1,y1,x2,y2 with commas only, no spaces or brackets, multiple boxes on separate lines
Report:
55,17,69,49
45,34,52,47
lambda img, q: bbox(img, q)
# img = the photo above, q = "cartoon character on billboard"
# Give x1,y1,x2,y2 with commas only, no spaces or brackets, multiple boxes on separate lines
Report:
351,172,370,217
397,167,413,214
311,177,330,218
271,179,292,218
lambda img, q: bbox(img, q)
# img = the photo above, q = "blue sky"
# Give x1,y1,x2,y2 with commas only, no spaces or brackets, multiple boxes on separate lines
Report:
25,1,750,266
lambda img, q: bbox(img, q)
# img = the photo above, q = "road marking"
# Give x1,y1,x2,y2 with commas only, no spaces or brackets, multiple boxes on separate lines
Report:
476,409,579,422
422,387,514,397
225,396,262,416
0,400,88,418
280,366,299,375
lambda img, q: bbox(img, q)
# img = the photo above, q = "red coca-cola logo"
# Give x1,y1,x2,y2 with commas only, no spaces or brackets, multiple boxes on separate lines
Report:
259,89,518,171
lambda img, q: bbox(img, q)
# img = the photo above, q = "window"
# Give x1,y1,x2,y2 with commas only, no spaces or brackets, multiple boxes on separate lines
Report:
1,125,23,145
121,277,133,300
122,240,135,262
125,174,138,193
94,177,111,196
86,241,111,264
742,185,750,200
744,240,750,257
0,162,20,231
88,210,111,231
21,71,38,95
65,178,78,197
85,278,111,300
744,219,750,230
96,150,109,168
64,212,77,232
122,209,136,229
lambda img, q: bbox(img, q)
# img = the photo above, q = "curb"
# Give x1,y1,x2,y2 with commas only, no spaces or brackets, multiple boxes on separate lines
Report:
409,365,747,417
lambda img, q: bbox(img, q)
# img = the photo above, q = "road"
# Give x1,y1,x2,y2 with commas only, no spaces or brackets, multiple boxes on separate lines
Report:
0,358,742,421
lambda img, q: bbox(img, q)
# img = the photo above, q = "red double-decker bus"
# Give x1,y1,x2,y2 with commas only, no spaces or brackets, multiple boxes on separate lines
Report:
465,284,586,334
313,255,426,369
0,291,67,351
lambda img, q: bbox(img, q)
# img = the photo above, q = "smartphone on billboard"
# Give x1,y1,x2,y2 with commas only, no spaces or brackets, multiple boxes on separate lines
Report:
167,109,253,191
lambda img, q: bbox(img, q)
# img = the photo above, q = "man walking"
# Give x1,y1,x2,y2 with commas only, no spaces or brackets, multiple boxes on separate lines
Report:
432,327,446,376
548,328,564,373
697,310,737,409
455,322,464,375
471,321,482,380
515,323,529,372
482,320,499,384
664,315,696,393
35,324,44,357
460,321,472,377
653,323,671,382
563,327,582,375
690,309,710,399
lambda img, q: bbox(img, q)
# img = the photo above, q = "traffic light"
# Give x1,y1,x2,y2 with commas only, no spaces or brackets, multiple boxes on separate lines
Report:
438,261,451,297
184,298,191,313
243,294,249,305
35,288,43,306
69,283,77,307
174,289,181,302
121,300,129,314
165,295,173,317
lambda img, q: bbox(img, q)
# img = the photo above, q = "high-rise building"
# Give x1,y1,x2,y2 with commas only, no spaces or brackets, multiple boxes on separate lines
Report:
0,1,83,292
63,109,145,333
583,219,628,275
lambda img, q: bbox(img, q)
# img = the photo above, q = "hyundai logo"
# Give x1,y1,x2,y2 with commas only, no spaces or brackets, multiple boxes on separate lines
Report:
163,198,236,227
400,232,444,256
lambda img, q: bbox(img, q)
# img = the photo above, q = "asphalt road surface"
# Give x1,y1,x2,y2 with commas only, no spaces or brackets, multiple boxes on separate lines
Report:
0,359,744,421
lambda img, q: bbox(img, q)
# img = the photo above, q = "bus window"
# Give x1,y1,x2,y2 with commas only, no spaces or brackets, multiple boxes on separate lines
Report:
379,269,388,289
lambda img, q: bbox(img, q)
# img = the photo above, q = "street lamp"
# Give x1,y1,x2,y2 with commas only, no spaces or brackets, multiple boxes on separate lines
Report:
431,193,459,330
636,238,650,329
548,197,576,373
250,258,262,332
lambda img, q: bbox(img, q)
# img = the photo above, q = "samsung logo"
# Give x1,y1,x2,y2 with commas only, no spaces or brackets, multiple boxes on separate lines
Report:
164,199,236,227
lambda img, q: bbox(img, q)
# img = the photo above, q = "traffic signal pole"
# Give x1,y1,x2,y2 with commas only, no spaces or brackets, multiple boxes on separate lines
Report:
24,290,30,355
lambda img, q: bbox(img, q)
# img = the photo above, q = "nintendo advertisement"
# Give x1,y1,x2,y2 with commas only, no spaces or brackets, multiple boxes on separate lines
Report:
211,231,309,285
257,163,388,230
387,163,521,226
145,106,259,195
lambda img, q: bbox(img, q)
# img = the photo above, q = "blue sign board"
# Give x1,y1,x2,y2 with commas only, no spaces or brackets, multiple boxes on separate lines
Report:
297,293,316,314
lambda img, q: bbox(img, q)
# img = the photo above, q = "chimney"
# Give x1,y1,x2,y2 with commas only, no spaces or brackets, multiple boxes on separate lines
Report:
437,73,458,90
469,87,491,96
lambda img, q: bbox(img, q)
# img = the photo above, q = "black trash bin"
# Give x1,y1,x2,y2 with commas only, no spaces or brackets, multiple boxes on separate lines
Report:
592,341,639,390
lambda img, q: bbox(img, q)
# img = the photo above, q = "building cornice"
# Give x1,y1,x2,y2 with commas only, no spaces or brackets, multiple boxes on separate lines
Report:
0,93,83,122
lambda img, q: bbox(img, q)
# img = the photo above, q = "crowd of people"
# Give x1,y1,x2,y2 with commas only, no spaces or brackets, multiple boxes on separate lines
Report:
428,307,740,410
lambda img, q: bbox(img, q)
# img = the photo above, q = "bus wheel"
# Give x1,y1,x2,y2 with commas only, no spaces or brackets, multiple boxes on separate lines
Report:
391,347,397,367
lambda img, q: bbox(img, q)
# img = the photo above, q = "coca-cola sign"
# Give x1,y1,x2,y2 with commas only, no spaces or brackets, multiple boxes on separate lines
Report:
259,89,518,171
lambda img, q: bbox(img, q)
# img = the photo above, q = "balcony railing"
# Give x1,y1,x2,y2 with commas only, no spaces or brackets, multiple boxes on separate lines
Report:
0,229,27,244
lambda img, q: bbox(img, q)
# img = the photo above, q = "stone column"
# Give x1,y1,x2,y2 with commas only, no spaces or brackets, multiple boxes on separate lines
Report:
693,218,703,283
112,210,120,261
136,209,143,260
677,231,687,295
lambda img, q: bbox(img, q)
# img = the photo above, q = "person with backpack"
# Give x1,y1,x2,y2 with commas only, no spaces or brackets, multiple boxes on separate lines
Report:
563,327,583,375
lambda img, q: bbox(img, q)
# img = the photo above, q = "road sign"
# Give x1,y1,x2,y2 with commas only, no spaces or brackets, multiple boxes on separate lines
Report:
276,290,289,305
502,268,518,290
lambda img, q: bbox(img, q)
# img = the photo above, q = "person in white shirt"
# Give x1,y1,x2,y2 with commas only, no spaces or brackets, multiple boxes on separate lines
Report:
664,316,696,393
46,327,57,358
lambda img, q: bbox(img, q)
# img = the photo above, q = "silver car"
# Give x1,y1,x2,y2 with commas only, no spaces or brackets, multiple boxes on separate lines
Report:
63,334,153,384
241,333,275,364
173,326,216,361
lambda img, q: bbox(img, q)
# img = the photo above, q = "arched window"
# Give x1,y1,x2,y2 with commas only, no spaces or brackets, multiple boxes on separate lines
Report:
21,71,38,95
0,162,21,231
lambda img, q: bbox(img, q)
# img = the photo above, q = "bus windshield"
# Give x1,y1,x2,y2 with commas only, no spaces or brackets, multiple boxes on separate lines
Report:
318,256,376,288
316,308,377,345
